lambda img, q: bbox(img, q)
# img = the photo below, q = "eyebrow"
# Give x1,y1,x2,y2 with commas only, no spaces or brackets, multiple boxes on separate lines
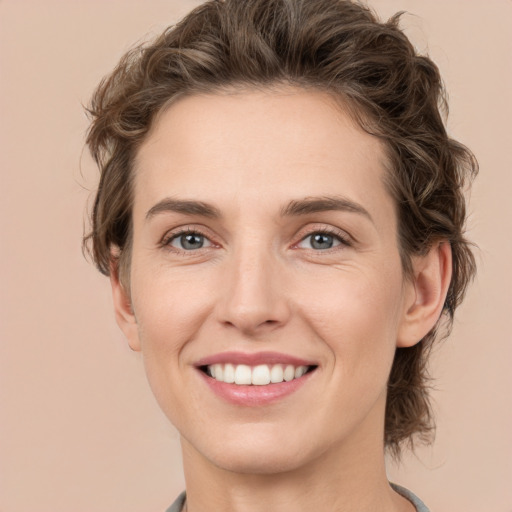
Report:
145,195,372,223
145,198,222,220
281,196,373,222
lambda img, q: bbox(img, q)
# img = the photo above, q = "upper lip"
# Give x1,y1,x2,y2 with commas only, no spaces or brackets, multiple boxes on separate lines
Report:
194,351,317,367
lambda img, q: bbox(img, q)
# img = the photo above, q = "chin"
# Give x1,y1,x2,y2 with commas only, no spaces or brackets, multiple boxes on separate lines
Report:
182,423,319,476
209,446,310,475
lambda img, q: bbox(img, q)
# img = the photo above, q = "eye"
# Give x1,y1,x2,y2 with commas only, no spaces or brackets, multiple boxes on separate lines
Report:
297,231,346,250
167,231,213,251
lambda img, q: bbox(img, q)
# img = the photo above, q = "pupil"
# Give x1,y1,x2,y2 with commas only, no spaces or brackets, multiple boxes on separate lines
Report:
182,233,203,249
311,233,333,250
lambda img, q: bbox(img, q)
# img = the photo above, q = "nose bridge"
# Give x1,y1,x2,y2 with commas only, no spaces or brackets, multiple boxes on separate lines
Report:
218,238,289,334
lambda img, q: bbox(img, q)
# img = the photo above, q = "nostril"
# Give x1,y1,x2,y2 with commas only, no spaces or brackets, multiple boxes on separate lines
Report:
221,315,284,334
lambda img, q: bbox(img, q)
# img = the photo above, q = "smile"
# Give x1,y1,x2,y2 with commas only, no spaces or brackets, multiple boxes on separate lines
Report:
203,363,314,385
195,352,318,406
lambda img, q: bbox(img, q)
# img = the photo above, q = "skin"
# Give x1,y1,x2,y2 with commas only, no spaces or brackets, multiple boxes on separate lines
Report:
111,87,451,512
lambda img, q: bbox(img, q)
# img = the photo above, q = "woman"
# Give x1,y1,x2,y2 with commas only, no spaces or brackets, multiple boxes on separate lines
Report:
84,1,477,510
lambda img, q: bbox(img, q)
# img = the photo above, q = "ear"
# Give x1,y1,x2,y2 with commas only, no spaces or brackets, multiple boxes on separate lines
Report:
397,241,452,348
109,259,141,352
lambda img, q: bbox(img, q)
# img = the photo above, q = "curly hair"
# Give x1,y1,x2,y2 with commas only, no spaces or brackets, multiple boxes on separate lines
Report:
84,0,477,457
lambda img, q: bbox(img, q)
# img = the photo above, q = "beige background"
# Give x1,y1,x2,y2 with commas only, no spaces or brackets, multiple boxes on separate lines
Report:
1,1,511,511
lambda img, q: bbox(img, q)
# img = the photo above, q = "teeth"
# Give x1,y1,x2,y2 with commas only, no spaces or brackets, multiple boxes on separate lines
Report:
223,363,235,383
270,364,284,383
206,363,310,385
283,365,295,382
295,366,307,378
252,365,271,385
213,364,223,381
234,364,252,385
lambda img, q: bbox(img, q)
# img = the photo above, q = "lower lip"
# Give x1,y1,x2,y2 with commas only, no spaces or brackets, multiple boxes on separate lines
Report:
198,369,315,406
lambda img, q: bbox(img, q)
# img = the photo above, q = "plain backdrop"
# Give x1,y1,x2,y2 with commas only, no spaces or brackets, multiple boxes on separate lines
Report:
1,1,511,511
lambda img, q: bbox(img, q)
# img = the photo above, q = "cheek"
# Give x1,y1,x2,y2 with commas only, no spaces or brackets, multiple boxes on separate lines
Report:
130,267,216,377
130,271,214,426
298,264,404,371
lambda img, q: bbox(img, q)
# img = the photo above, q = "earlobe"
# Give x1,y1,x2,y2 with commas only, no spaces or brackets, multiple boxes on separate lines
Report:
397,241,452,348
109,259,141,352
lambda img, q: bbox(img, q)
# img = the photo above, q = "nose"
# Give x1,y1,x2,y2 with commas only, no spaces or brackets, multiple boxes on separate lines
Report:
216,245,291,336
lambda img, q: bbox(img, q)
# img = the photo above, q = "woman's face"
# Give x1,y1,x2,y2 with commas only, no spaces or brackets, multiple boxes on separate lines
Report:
119,87,417,474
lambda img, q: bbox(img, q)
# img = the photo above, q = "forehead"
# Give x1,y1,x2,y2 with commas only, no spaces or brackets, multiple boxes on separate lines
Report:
133,87,392,220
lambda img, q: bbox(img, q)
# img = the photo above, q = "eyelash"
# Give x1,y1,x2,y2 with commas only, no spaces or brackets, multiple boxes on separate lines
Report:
160,226,352,254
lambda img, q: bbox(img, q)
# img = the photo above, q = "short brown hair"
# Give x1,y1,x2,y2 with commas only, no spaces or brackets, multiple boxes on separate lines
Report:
84,0,477,456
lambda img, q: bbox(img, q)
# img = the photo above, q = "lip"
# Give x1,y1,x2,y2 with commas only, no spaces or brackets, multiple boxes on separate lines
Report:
194,351,317,367
197,369,315,406
194,351,318,407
